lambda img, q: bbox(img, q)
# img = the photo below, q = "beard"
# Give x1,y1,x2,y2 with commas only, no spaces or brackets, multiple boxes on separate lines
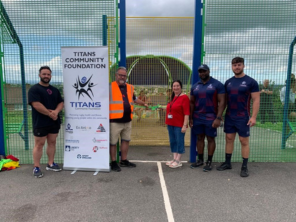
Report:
40,77,51,84
200,74,210,81
233,70,244,75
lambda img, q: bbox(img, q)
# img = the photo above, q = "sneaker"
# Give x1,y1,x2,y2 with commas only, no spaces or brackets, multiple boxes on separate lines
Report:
203,161,212,172
240,166,249,177
33,167,44,178
110,161,121,172
190,159,204,169
120,159,136,167
46,162,62,172
216,162,232,171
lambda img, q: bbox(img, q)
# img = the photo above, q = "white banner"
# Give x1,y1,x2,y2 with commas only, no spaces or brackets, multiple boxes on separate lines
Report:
62,46,109,172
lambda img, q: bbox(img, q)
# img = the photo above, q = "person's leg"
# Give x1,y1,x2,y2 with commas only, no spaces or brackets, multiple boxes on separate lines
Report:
216,133,235,171
169,126,184,168
260,105,266,124
197,134,205,160
239,136,250,177
33,136,47,168
46,133,58,165
239,136,250,159
166,125,177,165
206,135,216,160
109,122,123,171
120,122,136,167
120,140,129,160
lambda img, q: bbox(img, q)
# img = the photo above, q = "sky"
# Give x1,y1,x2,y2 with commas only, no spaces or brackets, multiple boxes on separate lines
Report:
1,0,296,85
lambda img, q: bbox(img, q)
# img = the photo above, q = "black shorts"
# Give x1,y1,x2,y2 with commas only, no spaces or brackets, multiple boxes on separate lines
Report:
33,124,60,137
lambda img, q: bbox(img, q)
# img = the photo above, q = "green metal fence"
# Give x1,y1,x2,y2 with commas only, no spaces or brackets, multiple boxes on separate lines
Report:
0,0,117,164
203,0,296,162
1,0,296,164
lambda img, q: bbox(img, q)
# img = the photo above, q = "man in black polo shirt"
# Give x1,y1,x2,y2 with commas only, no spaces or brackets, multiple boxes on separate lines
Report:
28,66,64,178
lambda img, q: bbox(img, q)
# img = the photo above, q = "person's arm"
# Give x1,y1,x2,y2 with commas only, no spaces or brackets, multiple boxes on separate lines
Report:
49,102,64,120
212,93,225,128
31,102,52,118
189,95,195,128
181,115,189,133
135,97,148,107
247,92,260,127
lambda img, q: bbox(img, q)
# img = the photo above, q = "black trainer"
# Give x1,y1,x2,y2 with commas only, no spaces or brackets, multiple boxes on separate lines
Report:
46,162,62,172
110,161,121,172
33,167,44,178
190,159,204,169
240,166,249,177
203,161,212,172
120,160,136,167
216,162,232,171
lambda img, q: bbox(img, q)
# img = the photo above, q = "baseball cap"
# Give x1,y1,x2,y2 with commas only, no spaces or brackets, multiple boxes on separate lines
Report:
198,64,210,71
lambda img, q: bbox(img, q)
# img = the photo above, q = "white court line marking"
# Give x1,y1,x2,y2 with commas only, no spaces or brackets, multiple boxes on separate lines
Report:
130,160,187,163
93,171,99,176
157,161,175,222
71,170,77,174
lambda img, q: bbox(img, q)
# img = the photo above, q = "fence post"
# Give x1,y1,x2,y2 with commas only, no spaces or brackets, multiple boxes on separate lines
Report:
190,0,203,163
281,36,296,149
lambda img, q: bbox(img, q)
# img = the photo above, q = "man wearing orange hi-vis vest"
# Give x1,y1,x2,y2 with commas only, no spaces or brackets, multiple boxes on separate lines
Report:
109,67,148,172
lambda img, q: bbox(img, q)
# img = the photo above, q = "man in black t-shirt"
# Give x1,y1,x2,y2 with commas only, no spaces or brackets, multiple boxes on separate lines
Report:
28,66,64,178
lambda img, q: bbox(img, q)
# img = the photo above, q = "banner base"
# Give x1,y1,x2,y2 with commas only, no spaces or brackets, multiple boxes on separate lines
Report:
63,167,110,172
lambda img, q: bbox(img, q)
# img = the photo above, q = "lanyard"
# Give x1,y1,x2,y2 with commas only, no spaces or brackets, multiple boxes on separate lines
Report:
169,93,182,113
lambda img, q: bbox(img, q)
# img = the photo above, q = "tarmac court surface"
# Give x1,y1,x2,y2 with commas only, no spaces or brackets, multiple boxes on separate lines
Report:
1,147,296,222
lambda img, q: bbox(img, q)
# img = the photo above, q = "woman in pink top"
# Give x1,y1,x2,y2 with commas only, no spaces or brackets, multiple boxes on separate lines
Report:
165,80,190,168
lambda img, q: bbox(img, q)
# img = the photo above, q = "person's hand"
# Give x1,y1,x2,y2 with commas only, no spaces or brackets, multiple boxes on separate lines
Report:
144,103,149,108
48,109,58,121
189,119,193,128
247,117,256,127
212,118,221,128
181,125,187,133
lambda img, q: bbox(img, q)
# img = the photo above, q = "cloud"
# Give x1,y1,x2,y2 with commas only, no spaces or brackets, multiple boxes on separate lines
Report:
126,0,195,17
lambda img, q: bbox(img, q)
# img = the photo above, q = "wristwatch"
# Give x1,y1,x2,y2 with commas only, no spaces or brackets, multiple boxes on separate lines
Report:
216,116,222,120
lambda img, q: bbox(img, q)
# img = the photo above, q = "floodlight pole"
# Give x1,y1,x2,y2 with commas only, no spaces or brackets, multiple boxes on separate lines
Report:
190,0,204,163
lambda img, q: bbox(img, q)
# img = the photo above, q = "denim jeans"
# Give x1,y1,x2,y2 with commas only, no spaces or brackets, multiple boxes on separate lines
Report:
167,125,185,154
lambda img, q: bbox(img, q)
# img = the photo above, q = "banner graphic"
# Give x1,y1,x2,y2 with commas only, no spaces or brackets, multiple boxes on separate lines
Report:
62,46,109,172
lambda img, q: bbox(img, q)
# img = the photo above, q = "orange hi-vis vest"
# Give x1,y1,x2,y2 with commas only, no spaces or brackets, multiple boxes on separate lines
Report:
110,81,134,119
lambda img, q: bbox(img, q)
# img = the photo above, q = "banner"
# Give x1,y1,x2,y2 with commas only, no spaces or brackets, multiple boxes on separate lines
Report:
62,46,109,172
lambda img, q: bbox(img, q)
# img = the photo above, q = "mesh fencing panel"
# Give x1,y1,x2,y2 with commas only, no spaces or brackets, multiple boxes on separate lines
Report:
0,0,117,164
124,17,194,147
203,0,296,162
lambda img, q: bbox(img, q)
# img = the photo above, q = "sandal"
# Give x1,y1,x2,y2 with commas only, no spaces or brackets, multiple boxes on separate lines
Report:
166,159,175,166
169,160,182,168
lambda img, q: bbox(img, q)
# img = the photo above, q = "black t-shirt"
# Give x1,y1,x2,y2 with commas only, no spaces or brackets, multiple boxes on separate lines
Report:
111,84,136,123
28,84,64,129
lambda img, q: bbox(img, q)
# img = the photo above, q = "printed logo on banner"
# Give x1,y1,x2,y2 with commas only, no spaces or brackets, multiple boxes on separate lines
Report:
76,126,92,131
93,146,98,152
99,146,108,150
65,139,79,143
70,75,102,110
77,154,92,159
65,145,79,152
96,124,106,132
92,138,108,143
73,75,97,100
65,123,73,133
